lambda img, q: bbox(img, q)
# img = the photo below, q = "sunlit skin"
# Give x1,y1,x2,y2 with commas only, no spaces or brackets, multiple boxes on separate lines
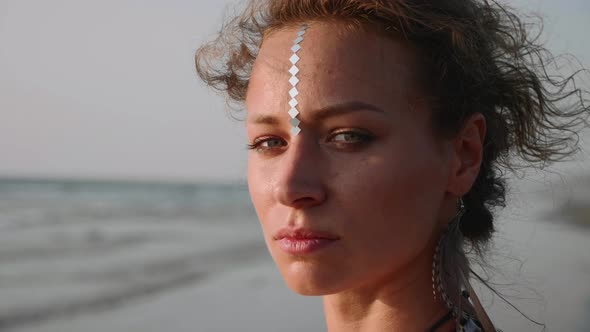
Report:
245,21,486,332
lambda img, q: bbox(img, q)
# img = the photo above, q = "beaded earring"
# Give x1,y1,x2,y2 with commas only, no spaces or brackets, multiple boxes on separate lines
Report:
432,198,497,331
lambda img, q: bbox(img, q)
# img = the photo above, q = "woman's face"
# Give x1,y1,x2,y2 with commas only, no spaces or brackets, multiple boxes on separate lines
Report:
245,22,454,295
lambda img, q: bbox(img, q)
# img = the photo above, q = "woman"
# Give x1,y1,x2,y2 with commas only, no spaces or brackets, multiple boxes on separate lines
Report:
195,0,589,331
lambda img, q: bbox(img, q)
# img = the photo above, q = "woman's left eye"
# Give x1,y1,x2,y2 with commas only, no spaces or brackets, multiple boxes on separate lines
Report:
329,131,374,145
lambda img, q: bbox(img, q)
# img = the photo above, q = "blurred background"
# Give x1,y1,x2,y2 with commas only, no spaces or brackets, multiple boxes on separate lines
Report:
0,0,588,331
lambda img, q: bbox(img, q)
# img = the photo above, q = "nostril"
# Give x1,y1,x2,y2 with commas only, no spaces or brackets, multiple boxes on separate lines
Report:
292,197,320,209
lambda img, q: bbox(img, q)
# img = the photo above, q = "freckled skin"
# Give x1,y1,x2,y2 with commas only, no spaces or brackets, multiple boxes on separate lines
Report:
245,22,460,297
243,19,488,331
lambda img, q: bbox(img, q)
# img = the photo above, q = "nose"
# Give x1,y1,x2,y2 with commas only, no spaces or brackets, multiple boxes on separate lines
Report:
273,138,326,209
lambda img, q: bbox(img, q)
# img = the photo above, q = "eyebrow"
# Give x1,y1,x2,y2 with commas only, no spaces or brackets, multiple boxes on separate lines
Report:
248,101,386,125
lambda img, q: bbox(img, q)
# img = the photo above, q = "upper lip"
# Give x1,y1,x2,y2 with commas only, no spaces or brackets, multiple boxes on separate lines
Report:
274,227,339,240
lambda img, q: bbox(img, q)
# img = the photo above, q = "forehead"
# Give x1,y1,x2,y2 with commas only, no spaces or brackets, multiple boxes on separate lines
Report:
246,22,422,120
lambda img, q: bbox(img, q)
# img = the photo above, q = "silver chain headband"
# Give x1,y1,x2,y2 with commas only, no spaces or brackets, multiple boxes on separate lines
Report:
287,24,308,136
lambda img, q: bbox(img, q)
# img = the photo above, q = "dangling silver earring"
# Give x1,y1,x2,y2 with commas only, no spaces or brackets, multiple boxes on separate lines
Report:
432,197,468,328
432,197,496,332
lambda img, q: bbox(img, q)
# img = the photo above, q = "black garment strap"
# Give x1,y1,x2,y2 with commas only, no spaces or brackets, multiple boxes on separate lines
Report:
427,310,454,332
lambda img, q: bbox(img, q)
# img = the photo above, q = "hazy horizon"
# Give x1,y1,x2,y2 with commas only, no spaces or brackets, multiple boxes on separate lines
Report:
1,0,589,183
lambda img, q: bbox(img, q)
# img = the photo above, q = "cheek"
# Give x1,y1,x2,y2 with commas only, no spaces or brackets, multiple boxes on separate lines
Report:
343,133,446,210
247,158,267,216
247,157,277,237
335,133,448,266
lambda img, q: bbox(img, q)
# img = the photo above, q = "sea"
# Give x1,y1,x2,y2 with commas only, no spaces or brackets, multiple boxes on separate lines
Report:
0,179,268,331
0,177,588,332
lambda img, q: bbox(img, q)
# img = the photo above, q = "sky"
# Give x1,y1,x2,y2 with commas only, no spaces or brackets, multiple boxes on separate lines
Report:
0,0,588,183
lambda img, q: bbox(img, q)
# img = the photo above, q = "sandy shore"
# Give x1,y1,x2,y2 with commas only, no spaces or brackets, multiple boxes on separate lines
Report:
7,260,325,332
5,214,589,332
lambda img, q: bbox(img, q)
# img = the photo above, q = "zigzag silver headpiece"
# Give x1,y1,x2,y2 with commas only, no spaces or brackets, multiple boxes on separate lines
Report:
287,24,309,136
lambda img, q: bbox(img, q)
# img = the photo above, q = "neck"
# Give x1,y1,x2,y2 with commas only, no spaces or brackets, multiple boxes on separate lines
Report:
322,244,455,332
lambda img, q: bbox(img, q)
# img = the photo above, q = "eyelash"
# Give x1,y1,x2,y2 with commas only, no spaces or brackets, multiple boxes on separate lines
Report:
246,130,374,153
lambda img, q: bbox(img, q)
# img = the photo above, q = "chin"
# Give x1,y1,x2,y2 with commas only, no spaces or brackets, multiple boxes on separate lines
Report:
278,260,348,296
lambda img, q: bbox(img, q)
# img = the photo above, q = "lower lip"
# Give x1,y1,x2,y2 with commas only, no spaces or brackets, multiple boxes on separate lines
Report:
277,238,337,255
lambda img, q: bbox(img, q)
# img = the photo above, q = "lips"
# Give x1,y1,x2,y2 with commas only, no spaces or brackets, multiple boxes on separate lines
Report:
277,238,337,254
274,228,339,255
273,228,339,241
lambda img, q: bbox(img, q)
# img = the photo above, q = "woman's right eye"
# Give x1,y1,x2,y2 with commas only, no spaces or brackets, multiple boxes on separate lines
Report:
246,137,286,152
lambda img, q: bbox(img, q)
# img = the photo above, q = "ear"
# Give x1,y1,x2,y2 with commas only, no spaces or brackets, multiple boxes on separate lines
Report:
446,113,486,196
